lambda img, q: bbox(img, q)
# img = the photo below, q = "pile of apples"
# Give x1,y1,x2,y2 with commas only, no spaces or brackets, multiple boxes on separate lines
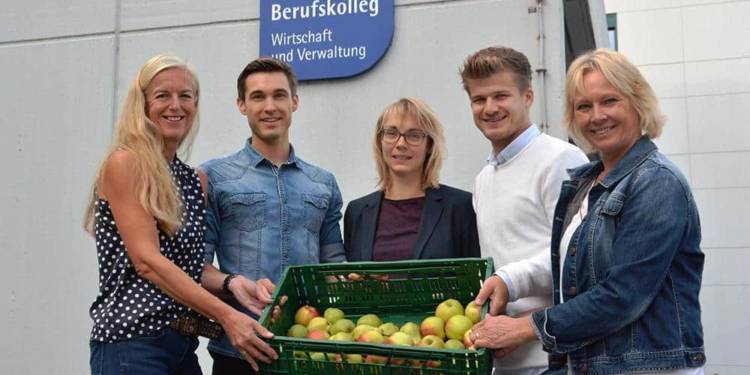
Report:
286,298,482,366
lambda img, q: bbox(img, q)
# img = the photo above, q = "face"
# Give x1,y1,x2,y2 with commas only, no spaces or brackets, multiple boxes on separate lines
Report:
144,67,197,146
237,71,298,144
573,70,641,166
380,113,430,181
466,71,533,153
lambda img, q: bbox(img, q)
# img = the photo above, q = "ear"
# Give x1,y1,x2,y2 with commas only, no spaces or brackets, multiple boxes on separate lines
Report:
236,97,246,115
291,94,299,112
524,88,534,108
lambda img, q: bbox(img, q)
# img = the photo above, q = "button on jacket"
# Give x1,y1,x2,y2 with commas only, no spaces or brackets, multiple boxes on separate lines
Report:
532,137,705,374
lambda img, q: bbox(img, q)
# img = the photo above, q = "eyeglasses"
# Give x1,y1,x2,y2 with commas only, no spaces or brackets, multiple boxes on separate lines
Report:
381,128,429,146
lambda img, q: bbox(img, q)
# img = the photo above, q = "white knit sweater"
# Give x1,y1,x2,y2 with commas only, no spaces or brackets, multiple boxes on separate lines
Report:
473,133,588,370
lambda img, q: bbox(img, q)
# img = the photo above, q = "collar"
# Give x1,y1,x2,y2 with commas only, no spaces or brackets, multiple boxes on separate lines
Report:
567,136,657,187
241,138,299,168
486,124,540,166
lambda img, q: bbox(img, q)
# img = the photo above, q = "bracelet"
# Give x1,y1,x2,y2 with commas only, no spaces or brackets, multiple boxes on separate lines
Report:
222,274,238,294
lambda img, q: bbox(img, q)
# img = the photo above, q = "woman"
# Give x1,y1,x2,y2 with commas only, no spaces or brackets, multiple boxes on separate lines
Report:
84,54,277,374
470,49,705,374
344,97,479,262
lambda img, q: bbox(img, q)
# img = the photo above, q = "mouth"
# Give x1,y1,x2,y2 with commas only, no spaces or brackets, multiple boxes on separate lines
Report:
391,155,412,161
163,115,184,122
260,117,282,123
590,124,615,136
482,113,508,124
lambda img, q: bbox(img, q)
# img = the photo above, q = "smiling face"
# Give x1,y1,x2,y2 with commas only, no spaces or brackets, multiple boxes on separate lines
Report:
573,70,641,167
380,112,430,181
237,71,298,144
466,71,533,154
144,67,197,147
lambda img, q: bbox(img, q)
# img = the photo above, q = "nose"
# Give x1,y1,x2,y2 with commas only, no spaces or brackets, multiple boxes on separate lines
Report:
168,94,180,110
262,97,278,112
591,105,607,124
483,97,499,115
394,133,409,148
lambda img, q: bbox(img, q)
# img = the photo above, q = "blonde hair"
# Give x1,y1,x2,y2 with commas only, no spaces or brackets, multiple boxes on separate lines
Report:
564,49,665,150
373,98,445,191
83,54,200,236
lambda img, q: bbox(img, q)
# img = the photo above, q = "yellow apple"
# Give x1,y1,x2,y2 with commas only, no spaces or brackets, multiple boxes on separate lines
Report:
445,315,473,340
399,322,421,344
307,316,330,332
385,331,413,346
420,316,445,339
463,329,476,350
378,322,399,336
329,318,355,335
464,301,481,324
351,324,376,340
286,324,308,338
329,331,354,341
444,339,465,350
294,305,320,326
418,334,445,349
435,299,464,323
356,313,382,328
323,307,345,323
357,329,385,344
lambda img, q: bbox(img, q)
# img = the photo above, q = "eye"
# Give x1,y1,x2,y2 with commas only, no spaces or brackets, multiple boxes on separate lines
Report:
575,103,591,111
383,128,399,136
604,97,620,105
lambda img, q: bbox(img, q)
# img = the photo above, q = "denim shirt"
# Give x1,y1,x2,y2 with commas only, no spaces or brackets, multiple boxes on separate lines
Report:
201,139,345,358
531,137,706,374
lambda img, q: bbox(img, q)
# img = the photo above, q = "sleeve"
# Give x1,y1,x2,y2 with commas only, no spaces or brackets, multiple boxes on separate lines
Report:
460,194,481,258
319,175,345,263
498,148,588,300
343,202,354,261
204,171,220,264
531,167,691,354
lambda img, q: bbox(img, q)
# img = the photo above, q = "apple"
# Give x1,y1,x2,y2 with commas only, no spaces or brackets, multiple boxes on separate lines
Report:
351,324,376,340
399,322,421,344
356,313,382,328
463,329,476,350
329,318,355,335
306,330,330,340
420,316,445,339
385,331,413,346
329,332,354,341
464,301,481,324
309,352,327,361
357,329,385,344
445,315,473,340
287,323,308,338
426,359,442,368
418,334,445,349
294,305,320,326
378,322,399,337
324,307,345,323
343,354,364,364
435,299,464,323
444,339,465,350
307,316,330,333
364,355,388,364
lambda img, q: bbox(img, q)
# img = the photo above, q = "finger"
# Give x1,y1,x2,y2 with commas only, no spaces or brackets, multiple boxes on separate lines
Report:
250,331,278,360
489,295,502,316
257,285,273,303
246,304,263,316
258,278,276,293
279,295,288,306
253,320,275,339
474,283,493,306
241,352,260,372
272,305,281,320
347,273,362,281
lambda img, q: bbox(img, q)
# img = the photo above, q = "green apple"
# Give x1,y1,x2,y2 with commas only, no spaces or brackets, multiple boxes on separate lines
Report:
307,316,330,333
418,334,445,349
435,299,464,323
464,301,481,324
329,318,355,335
323,307,345,323
287,324,308,338
444,339,465,350
378,322,399,336
420,316,445,339
351,324,376,340
356,313,382,328
445,315,473,340
329,332,354,341
294,305,320,326
399,322,421,344
309,352,327,361
357,329,385,344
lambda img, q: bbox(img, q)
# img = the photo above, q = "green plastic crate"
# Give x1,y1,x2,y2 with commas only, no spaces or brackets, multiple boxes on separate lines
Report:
257,258,495,374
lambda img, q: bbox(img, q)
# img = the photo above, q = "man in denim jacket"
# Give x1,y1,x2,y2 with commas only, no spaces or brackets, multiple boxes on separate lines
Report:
200,57,346,374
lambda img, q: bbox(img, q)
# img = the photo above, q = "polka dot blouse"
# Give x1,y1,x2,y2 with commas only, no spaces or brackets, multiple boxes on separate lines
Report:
89,157,206,343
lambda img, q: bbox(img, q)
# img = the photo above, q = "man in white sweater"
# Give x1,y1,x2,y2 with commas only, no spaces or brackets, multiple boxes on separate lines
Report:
460,47,588,374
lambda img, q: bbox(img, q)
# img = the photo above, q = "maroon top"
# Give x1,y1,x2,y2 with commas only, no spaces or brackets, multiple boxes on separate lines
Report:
372,196,425,261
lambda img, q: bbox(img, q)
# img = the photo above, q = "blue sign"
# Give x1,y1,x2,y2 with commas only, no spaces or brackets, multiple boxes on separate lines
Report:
260,0,394,81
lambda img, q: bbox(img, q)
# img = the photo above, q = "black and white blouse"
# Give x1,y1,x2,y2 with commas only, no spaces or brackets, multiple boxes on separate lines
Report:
89,157,206,343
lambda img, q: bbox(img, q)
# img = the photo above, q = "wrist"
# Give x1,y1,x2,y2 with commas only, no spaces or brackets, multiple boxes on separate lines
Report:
222,273,239,295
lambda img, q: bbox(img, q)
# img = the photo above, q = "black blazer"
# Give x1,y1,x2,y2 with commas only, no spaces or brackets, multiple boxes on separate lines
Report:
344,184,480,261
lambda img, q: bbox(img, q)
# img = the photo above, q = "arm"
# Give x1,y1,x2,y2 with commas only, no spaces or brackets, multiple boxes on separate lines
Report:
319,176,345,263
343,202,354,261
460,194,481,258
531,167,691,354
103,153,276,370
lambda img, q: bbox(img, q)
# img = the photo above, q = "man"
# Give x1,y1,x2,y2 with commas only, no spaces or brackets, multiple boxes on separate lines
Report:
201,57,346,374
460,47,588,374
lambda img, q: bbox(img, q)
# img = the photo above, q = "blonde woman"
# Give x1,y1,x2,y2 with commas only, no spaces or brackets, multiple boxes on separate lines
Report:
84,54,277,374
344,98,479,261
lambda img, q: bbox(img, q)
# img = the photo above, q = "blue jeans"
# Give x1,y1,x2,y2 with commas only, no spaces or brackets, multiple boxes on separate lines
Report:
90,327,201,375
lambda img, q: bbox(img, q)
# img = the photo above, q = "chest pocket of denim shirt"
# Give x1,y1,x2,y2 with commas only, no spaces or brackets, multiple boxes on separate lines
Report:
303,194,329,233
594,192,624,272
228,193,266,232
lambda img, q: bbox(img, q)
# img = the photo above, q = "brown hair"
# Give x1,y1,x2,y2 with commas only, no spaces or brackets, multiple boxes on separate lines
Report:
459,46,532,93
237,57,298,99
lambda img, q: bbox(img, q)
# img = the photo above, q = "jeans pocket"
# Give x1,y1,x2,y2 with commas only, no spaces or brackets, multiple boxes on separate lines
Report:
302,194,328,233
89,341,103,375
228,193,266,232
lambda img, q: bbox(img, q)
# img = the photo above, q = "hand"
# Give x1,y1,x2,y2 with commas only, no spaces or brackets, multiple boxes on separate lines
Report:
470,315,536,351
221,311,278,371
227,276,275,316
345,273,389,281
269,295,288,325
474,274,509,316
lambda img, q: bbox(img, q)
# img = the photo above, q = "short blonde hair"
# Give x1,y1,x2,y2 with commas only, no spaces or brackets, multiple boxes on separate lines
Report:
564,49,664,149
84,54,200,236
373,98,445,191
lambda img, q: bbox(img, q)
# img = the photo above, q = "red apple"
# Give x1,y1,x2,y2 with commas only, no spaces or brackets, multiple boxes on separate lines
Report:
420,316,445,339
294,305,320,326
306,330,329,340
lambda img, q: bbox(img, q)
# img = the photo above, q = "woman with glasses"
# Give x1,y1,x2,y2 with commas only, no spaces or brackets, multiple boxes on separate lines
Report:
343,97,480,262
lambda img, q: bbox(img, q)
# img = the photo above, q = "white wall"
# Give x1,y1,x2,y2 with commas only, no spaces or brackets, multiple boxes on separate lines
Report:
0,1,573,373
605,1,750,374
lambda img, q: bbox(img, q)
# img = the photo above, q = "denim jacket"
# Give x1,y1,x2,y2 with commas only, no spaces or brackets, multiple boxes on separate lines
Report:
201,139,345,357
531,137,705,374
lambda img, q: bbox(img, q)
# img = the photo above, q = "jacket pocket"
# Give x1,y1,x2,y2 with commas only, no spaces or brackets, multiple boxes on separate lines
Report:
599,192,624,217
302,194,328,233
228,193,266,232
